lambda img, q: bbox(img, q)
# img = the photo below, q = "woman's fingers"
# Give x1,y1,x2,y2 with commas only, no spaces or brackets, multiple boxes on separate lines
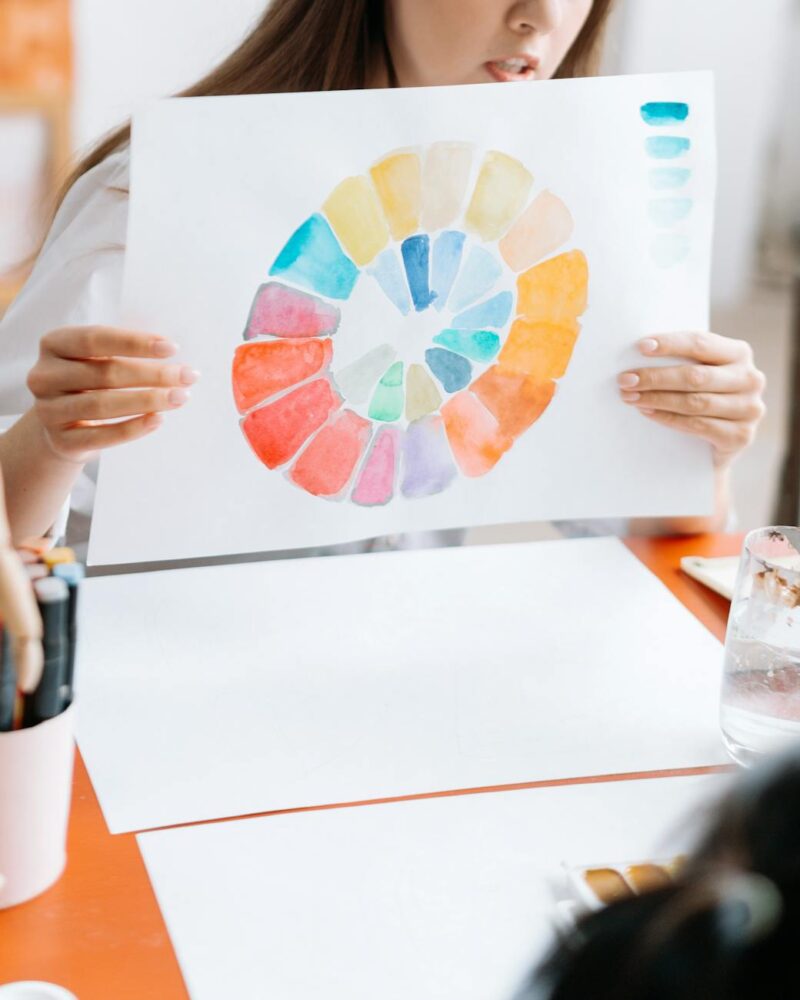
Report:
618,362,760,395
37,386,191,424
620,388,766,422
28,357,199,396
637,331,752,366
40,325,177,361
50,413,164,455
639,408,758,457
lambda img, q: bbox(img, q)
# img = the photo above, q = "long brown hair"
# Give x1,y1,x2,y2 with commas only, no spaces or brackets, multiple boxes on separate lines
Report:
56,0,615,212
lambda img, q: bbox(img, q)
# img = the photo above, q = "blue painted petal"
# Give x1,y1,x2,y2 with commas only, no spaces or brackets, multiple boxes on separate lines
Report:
402,235,436,312
645,136,691,160
368,249,411,315
430,231,465,312
425,348,472,393
451,292,513,330
270,214,358,300
640,102,690,126
448,246,503,313
433,329,500,363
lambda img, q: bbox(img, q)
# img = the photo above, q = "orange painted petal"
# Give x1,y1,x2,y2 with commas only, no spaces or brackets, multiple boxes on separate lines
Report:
441,392,512,477
290,410,371,497
242,378,341,469
498,319,580,380
516,250,588,324
232,338,333,413
471,366,556,438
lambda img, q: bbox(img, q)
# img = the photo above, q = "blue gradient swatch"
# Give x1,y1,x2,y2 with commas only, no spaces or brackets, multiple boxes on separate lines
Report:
649,197,693,227
649,167,691,190
448,246,503,313
368,249,411,315
640,102,690,126
651,233,691,267
646,136,691,159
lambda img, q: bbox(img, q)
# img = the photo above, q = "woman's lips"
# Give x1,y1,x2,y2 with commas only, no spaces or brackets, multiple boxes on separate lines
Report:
485,57,540,83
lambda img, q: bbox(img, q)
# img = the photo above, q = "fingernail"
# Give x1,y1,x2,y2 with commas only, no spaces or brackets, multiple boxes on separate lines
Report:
152,338,178,357
180,366,200,385
168,388,189,406
639,408,655,416
620,391,641,402
618,373,640,389
639,338,659,355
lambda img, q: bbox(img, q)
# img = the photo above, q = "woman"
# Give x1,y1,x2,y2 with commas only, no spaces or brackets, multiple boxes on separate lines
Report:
527,749,800,1000
0,0,765,542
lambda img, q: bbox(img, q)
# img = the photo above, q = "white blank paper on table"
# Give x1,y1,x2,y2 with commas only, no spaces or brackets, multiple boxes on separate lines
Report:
89,72,715,566
76,538,728,834
138,773,731,1000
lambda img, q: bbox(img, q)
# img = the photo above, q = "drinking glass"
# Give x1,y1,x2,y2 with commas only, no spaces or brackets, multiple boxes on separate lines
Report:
721,526,800,766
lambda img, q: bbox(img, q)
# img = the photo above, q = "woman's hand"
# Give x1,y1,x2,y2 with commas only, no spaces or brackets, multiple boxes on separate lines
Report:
26,326,199,464
618,332,766,468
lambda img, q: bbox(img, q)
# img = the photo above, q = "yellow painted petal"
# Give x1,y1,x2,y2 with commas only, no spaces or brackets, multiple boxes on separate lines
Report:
498,319,581,379
516,250,589,324
405,363,442,421
465,151,533,242
499,190,574,272
323,175,390,266
370,152,422,241
421,142,473,231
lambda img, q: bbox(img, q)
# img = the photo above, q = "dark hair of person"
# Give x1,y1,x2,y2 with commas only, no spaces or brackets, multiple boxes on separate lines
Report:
525,750,800,1000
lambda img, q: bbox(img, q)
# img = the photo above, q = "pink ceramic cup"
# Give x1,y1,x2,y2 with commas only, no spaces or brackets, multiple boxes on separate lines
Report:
0,705,75,909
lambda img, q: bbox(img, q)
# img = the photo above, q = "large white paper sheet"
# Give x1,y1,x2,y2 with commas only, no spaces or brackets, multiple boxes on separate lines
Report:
89,72,715,565
76,538,728,834
138,773,731,1000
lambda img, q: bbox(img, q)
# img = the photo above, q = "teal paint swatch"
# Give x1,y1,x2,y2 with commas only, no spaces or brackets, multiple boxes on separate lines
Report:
646,136,691,159
433,329,500,363
648,197,693,227
650,167,691,190
451,292,513,330
368,249,411,315
651,233,690,267
640,102,690,126
369,361,404,422
425,348,472,393
270,214,358,300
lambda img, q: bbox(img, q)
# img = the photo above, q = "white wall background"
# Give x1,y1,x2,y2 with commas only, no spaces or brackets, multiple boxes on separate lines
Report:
70,0,798,305
71,0,266,150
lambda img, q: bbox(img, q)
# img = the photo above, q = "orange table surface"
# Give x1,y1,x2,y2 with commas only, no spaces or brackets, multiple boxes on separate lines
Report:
0,534,741,999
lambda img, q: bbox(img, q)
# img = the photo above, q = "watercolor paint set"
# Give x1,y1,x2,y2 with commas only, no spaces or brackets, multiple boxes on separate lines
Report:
553,855,686,932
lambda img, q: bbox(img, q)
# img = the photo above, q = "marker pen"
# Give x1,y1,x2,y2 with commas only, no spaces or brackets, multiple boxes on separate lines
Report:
52,562,84,706
0,628,16,732
22,577,69,728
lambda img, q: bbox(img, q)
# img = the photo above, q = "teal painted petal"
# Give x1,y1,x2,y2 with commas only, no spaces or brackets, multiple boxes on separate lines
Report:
433,329,500,363
270,214,358,300
448,246,503,313
451,292,513,330
369,361,404,421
